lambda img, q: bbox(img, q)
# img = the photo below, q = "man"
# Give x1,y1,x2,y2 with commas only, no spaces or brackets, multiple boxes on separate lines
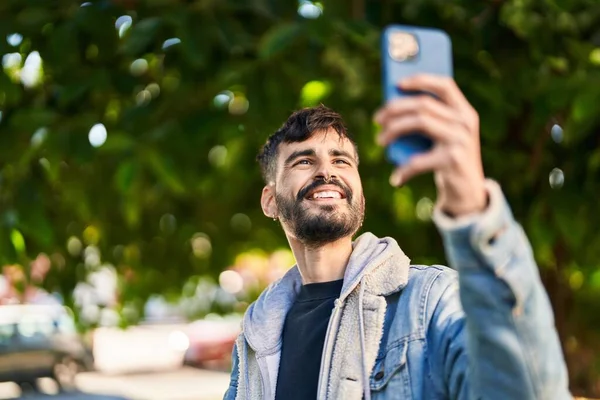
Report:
224,75,570,399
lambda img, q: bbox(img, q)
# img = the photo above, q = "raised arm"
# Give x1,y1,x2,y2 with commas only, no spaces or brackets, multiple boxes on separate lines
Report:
427,180,570,399
375,74,570,398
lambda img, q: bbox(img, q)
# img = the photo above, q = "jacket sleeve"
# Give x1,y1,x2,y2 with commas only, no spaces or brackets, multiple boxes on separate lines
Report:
223,342,240,400
429,179,570,399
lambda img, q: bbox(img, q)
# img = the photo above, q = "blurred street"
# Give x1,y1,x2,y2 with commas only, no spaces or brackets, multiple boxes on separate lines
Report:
77,367,229,400
0,367,230,400
0,322,232,400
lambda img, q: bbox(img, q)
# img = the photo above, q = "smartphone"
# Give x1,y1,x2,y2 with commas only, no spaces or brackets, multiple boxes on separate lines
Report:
381,25,453,165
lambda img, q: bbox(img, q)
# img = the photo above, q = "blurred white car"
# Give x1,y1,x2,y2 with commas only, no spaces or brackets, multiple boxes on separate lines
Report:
0,304,93,392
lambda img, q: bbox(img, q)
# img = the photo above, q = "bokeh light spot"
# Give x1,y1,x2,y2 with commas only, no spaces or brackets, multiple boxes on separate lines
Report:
115,15,133,38
549,168,564,189
228,94,249,115
83,225,100,245
191,233,212,259
67,236,83,256
31,127,48,148
10,229,25,254
300,80,331,106
298,1,323,19
2,53,22,70
162,38,181,50
85,252,100,268
83,246,101,269
208,145,228,167
590,48,600,66
569,270,584,290
213,91,233,108
88,123,107,147
20,51,43,88
135,89,152,106
129,58,148,76
219,270,244,294
146,83,160,98
551,124,563,143
6,33,23,47
415,197,434,221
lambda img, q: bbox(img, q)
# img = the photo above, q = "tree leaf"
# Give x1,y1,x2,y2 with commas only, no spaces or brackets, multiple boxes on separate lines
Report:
120,17,163,56
258,23,302,59
101,134,136,154
143,149,186,195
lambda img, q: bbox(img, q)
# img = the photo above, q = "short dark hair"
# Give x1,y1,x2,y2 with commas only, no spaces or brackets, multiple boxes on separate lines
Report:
257,105,358,183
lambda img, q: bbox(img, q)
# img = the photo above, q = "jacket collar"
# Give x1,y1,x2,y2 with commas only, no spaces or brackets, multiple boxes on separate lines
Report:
242,232,411,355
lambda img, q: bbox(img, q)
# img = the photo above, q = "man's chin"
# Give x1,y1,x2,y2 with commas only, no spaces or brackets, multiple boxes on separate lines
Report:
303,203,342,214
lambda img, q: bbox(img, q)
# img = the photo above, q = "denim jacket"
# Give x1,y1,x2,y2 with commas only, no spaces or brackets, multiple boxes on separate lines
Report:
224,180,570,399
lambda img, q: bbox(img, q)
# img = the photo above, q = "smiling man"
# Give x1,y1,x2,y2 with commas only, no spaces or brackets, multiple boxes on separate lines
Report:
224,76,570,400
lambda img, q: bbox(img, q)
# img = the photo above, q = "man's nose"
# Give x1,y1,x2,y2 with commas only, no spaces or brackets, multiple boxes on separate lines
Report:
315,163,336,183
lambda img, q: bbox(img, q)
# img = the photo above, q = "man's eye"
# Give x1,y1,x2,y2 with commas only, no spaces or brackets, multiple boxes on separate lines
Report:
295,159,311,166
334,159,350,165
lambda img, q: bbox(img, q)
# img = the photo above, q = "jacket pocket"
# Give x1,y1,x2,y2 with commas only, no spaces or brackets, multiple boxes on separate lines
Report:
369,339,411,397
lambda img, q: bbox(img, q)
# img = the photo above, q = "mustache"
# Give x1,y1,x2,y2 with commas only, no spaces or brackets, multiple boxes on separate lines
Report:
296,178,352,202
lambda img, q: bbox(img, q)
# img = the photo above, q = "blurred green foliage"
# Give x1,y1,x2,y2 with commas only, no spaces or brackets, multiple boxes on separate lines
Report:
1,0,600,394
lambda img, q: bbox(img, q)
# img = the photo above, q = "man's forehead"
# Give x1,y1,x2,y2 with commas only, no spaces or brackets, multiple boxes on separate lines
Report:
278,130,356,158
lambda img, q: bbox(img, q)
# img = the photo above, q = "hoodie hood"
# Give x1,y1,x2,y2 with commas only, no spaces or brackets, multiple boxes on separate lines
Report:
242,232,411,356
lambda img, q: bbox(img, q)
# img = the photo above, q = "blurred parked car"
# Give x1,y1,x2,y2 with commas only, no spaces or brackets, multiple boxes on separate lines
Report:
180,317,241,369
0,305,93,392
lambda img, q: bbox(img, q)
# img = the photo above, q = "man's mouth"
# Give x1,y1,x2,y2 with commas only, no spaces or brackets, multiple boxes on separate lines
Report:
304,186,346,201
310,191,343,200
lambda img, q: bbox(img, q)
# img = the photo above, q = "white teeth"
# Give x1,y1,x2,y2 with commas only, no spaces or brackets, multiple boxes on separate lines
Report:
312,191,342,199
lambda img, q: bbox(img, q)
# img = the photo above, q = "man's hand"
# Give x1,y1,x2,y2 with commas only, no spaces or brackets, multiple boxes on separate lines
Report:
374,74,487,217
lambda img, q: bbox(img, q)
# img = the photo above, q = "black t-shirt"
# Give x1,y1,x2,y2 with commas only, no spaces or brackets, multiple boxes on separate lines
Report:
274,279,344,400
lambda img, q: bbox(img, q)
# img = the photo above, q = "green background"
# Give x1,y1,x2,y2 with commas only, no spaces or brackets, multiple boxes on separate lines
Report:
1,0,599,395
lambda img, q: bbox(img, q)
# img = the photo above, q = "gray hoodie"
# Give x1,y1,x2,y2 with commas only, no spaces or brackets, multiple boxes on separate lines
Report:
238,232,410,399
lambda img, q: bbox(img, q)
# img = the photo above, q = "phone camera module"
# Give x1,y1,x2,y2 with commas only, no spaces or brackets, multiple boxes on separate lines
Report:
388,32,419,62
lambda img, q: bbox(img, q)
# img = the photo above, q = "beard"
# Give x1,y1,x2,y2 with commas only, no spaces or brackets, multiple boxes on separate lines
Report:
275,179,365,247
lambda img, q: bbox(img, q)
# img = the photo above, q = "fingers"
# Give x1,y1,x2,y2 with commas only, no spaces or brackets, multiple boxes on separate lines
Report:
374,76,480,149
399,75,479,132
374,74,482,188
399,75,467,110
375,95,458,126
376,97,468,146
378,114,465,146
389,147,448,186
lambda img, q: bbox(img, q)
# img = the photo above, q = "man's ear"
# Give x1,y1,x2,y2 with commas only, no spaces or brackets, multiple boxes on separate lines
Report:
261,185,278,219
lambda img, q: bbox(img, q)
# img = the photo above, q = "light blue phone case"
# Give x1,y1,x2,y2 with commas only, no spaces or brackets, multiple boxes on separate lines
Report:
382,25,453,166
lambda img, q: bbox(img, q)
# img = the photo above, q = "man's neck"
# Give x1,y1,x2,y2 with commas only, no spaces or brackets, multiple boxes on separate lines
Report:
288,236,354,284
